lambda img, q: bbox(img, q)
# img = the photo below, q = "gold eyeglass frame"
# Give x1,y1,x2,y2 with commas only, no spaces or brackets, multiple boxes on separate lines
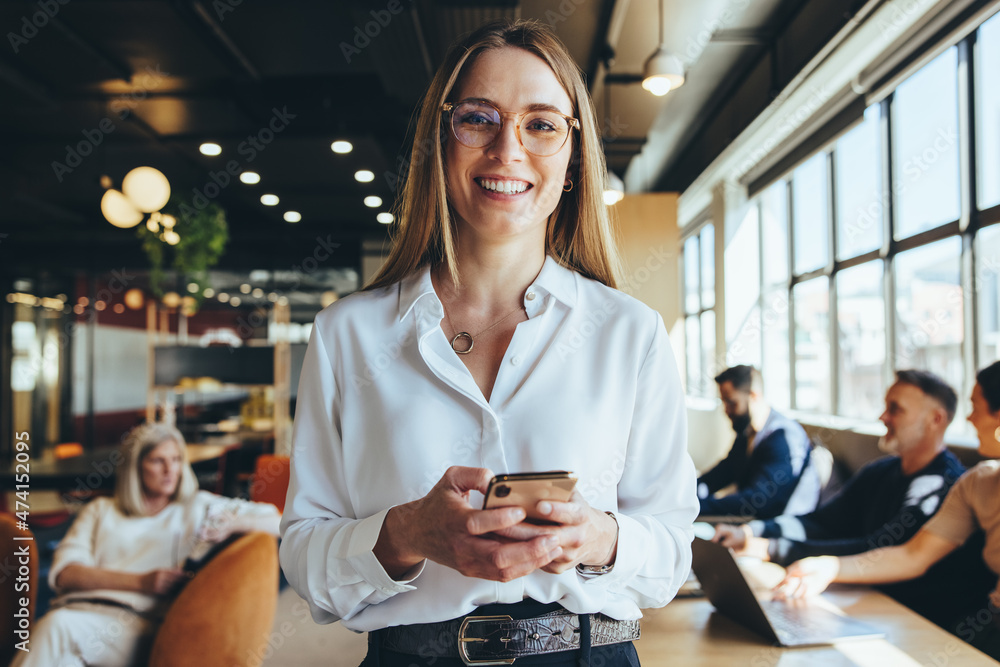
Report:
442,100,579,157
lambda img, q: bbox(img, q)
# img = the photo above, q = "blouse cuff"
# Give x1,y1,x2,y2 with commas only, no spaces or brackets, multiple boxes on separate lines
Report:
345,508,425,597
577,512,644,593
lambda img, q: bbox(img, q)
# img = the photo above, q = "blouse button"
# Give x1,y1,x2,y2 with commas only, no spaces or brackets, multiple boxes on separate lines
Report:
510,356,521,366
525,291,536,301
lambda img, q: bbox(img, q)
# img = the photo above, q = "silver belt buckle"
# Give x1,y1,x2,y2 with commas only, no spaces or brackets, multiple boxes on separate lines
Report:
458,614,516,666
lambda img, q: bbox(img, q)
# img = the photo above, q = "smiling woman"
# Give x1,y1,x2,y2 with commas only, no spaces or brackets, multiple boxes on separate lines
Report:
279,19,698,667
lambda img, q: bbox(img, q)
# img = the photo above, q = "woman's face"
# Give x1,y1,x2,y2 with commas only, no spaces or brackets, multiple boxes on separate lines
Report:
140,440,183,500
444,46,575,246
968,383,1000,458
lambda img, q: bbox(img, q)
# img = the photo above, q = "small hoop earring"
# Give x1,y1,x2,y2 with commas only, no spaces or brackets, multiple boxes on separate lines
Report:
994,426,1000,443
563,179,573,192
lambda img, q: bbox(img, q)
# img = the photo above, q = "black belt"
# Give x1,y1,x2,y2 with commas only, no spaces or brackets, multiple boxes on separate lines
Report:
379,608,640,666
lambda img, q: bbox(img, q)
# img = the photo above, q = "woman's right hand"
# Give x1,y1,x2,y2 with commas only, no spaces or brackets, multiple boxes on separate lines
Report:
139,568,190,595
712,523,751,550
374,466,563,581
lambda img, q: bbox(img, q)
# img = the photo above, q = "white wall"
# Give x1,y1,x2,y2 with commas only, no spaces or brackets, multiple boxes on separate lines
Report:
73,324,148,415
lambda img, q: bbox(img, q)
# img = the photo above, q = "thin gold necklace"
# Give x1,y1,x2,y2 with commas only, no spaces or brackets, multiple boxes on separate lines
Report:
447,303,524,355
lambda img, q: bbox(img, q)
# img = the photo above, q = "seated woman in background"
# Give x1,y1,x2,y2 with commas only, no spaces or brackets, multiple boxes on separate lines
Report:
778,360,1000,658
12,422,280,667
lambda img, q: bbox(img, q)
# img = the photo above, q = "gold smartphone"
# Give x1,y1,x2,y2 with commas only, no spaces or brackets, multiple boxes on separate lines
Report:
482,471,578,523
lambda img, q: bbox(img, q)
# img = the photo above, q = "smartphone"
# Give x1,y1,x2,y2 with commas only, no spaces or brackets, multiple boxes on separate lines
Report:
482,471,577,523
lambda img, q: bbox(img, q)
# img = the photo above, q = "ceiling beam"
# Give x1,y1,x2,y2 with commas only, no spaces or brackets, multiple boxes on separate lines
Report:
188,0,261,81
50,17,133,83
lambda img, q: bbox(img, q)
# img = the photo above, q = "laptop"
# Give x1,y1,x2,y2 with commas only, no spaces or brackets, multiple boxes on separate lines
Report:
690,537,885,647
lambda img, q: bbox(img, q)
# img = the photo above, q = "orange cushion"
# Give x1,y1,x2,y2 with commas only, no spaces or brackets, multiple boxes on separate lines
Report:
149,533,278,667
250,455,290,513
0,514,37,666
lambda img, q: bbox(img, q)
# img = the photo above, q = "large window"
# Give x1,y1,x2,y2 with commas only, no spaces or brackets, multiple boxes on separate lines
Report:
683,223,716,397
733,13,1000,427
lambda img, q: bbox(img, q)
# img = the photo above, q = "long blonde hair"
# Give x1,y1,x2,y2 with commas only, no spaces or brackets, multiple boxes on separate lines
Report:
366,19,623,291
115,422,198,516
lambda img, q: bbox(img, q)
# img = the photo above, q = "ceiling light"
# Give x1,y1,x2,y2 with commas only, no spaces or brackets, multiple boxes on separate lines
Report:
100,189,143,228
355,169,374,183
603,171,625,206
364,196,382,208
331,140,353,154
641,0,685,97
122,166,171,213
261,194,279,206
240,171,260,184
200,143,222,156
284,211,301,223
377,212,394,224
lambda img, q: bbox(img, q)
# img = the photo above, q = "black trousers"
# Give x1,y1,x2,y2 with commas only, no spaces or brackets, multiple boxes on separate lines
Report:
360,601,641,667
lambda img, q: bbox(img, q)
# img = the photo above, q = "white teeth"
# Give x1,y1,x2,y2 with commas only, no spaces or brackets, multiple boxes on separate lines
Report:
477,179,529,194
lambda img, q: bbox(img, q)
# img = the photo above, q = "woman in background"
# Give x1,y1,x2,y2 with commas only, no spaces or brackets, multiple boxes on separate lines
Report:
12,422,280,667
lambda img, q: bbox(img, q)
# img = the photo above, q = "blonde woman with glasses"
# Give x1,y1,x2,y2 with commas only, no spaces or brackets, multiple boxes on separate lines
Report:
12,422,279,667
280,19,697,667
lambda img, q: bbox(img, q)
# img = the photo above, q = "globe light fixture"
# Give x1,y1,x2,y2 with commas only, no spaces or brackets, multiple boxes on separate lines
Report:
100,189,144,228
122,166,171,213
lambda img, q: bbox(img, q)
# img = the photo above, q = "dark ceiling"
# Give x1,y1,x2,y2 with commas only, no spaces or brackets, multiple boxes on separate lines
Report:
0,0,859,281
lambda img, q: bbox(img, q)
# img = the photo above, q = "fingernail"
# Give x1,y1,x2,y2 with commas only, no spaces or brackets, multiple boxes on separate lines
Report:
537,502,552,515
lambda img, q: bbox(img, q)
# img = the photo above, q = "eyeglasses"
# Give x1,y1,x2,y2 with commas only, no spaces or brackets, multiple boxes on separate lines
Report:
442,100,578,157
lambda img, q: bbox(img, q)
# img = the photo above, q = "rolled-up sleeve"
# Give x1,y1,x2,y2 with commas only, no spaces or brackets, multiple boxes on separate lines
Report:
279,322,423,624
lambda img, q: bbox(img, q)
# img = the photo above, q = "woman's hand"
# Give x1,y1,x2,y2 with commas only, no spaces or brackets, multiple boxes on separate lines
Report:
773,556,839,600
494,491,619,574
374,466,564,581
138,568,190,595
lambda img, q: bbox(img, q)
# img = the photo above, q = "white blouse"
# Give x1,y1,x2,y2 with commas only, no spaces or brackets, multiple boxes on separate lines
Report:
279,256,698,632
50,491,279,613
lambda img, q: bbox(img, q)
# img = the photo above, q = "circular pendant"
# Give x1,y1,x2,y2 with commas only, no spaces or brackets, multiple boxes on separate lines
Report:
451,331,474,355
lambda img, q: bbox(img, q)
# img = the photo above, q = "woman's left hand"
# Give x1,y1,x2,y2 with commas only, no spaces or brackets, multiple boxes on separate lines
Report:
494,491,618,574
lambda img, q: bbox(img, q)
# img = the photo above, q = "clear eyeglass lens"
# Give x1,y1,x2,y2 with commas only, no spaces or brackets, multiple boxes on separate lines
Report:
450,102,570,156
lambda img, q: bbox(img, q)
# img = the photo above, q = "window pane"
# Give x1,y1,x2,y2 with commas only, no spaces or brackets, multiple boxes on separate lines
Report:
728,304,763,369
836,106,884,259
894,237,964,394
684,236,699,314
701,224,715,309
724,205,760,342
761,287,791,410
837,261,886,419
893,48,960,238
978,12,1000,210
793,277,831,413
793,153,830,275
761,181,789,286
701,310,717,389
977,225,1000,366
686,315,701,395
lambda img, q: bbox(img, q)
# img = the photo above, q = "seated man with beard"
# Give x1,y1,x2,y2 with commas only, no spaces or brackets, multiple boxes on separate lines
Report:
697,365,815,519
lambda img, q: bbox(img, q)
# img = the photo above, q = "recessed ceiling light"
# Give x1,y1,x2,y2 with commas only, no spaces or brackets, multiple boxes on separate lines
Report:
377,212,394,224
355,170,374,183
364,196,382,208
200,143,222,156
261,194,279,206
331,140,353,154
240,172,260,184
284,211,301,223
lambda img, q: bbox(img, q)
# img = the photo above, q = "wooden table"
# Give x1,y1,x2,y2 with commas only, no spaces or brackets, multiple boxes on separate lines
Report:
636,587,997,666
